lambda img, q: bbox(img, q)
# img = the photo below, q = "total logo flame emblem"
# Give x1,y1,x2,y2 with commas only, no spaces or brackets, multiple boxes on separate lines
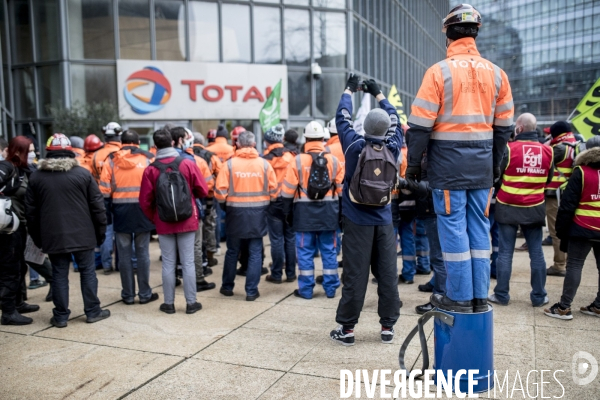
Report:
124,67,171,114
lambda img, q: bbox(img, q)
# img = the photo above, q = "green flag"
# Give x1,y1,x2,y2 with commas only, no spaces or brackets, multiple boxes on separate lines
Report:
259,80,282,132
572,102,600,140
575,77,600,114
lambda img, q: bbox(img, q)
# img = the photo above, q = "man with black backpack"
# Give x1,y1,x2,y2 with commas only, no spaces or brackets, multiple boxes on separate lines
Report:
281,121,344,299
330,75,403,346
139,129,208,315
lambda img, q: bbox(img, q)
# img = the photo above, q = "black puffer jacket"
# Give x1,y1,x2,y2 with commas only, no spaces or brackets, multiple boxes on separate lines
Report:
556,146,600,251
25,155,107,254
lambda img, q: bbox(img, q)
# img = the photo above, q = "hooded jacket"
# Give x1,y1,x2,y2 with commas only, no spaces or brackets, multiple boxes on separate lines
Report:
263,142,295,219
556,146,600,248
208,137,235,162
25,155,107,254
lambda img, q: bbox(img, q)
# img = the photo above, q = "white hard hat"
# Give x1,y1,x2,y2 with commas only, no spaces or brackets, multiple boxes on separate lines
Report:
327,118,337,134
304,121,325,139
323,128,331,140
102,122,122,136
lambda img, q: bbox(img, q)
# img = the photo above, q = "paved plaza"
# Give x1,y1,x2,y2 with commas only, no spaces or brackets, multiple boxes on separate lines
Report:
1,238,598,399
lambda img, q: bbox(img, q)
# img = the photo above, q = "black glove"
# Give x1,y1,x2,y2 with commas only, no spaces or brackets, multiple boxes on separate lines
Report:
364,79,382,97
285,213,293,227
345,73,360,93
97,233,106,247
405,165,422,187
493,166,501,184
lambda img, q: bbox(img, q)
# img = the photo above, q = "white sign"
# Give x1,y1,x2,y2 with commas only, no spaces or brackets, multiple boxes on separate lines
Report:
117,60,288,120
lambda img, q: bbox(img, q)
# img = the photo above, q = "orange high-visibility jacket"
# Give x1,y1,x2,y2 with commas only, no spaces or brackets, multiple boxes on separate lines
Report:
79,152,95,174
263,143,295,197
215,147,278,238
72,148,85,158
92,141,122,183
326,135,346,176
99,145,155,233
186,147,215,194
407,37,514,190
208,137,235,163
281,141,344,232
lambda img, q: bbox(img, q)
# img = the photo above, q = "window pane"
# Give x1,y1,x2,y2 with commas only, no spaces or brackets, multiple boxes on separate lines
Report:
316,73,345,120
284,0,309,5
284,9,310,66
155,0,185,61
288,72,310,116
38,65,62,117
34,0,60,61
313,12,346,68
222,4,250,63
119,0,151,60
189,1,219,62
313,0,345,9
12,0,33,64
254,7,281,64
68,0,115,59
71,64,117,105
14,68,35,119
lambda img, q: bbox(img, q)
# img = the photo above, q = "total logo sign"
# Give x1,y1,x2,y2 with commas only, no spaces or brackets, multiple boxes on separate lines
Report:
117,60,288,120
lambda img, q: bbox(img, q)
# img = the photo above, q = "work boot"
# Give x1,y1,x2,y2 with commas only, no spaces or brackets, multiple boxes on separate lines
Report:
186,302,202,314
1,312,33,326
416,302,434,315
86,309,111,323
203,266,213,277
196,281,216,292
261,267,268,275
473,298,488,313
430,294,472,313
542,236,553,246
418,282,434,293
16,302,40,314
265,275,282,284
236,267,246,277
515,242,528,251
398,275,414,284
546,266,566,277
207,251,218,267
160,303,176,314
415,269,431,275
28,279,48,290
316,275,323,284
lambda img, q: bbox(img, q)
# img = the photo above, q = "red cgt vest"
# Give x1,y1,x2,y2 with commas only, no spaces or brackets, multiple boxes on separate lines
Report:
546,133,578,191
573,165,600,231
497,140,553,207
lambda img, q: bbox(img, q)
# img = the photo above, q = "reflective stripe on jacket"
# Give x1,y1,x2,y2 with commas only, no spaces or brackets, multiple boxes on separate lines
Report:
263,143,295,196
546,133,578,191
92,141,122,183
497,140,553,207
407,37,514,190
326,136,346,172
573,165,600,231
215,147,278,238
99,145,155,233
281,141,344,232
208,137,235,162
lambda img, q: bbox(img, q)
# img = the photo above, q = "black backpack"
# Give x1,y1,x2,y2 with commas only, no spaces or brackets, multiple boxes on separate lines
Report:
151,157,193,222
349,140,398,206
305,152,332,200
193,146,215,169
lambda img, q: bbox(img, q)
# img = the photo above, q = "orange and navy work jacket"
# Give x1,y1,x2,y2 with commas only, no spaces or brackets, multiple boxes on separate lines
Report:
497,140,553,207
192,144,222,197
573,165,600,231
208,137,235,163
281,141,344,232
325,135,346,174
99,145,155,233
407,37,514,190
546,132,579,192
92,141,122,183
215,147,278,238
263,143,295,197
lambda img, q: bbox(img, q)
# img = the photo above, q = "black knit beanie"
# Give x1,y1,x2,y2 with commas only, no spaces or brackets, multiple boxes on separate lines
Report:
216,125,229,139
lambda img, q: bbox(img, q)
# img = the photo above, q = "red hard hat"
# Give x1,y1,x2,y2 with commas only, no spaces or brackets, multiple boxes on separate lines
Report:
84,134,103,152
207,129,217,140
543,127,551,134
231,126,246,142
46,133,72,151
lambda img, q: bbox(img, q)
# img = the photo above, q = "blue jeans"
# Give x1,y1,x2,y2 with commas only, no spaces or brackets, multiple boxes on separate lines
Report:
494,223,547,305
48,250,102,322
423,217,446,295
116,232,152,302
101,223,114,270
297,231,339,298
489,203,499,277
267,215,296,280
398,220,416,281
222,237,262,296
415,218,431,273
433,188,491,301
29,267,40,281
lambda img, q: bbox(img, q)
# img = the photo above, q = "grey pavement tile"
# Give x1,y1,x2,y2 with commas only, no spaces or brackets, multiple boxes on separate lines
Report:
244,303,336,336
36,295,272,357
490,300,535,326
196,327,322,371
125,359,283,400
535,325,600,362
494,323,535,359
0,332,181,400
534,358,600,400
258,373,341,400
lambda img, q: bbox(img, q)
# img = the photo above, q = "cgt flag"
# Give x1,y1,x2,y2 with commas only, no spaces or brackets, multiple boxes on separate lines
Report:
259,79,282,132
387,85,408,126
571,103,600,140
575,77,600,114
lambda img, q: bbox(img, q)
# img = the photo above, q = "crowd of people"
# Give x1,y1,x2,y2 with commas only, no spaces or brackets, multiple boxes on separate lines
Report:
1,4,598,344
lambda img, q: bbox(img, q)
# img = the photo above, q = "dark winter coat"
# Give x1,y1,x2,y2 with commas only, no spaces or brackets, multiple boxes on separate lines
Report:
556,146,600,251
25,156,107,254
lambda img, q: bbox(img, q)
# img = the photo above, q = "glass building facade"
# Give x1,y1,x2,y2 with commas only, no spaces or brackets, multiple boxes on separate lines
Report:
473,0,600,123
0,0,448,148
